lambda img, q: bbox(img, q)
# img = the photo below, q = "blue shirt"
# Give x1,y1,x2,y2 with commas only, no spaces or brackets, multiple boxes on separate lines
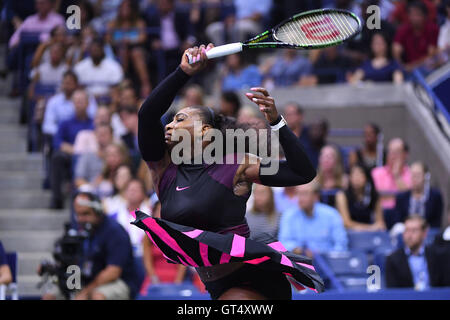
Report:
0,241,7,266
268,55,312,87
53,116,94,150
405,245,430,290
360,59,402,82
80,216,143,298
222,65,263,91
273,188,298,216
42,93,98,135
278,202,348,253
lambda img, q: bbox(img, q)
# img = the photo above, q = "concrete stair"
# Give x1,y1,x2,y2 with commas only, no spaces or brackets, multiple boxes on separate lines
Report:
0,61,69,298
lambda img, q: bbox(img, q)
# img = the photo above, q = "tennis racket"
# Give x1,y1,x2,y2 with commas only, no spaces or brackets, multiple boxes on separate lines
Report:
188,8,362,64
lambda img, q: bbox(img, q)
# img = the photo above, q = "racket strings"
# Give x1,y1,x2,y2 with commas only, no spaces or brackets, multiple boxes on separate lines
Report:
275,12,358,46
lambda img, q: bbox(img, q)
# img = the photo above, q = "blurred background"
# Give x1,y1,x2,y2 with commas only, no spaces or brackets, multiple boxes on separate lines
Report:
0,0,449,300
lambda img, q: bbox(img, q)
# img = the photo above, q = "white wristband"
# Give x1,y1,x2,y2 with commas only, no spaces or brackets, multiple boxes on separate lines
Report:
270,115,287,131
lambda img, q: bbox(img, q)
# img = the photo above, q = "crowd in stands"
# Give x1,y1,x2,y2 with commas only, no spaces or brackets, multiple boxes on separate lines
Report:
0,0,449,299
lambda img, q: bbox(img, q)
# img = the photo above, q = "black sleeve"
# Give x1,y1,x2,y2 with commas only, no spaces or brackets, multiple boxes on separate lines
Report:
258,123,316,187
138,66,191,162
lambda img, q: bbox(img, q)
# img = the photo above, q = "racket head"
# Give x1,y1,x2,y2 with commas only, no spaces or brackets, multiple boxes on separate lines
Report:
271,8,362,49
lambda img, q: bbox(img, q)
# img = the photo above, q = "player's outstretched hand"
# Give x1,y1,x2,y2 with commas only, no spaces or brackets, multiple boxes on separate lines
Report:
245,87,279,124
180,43,214,76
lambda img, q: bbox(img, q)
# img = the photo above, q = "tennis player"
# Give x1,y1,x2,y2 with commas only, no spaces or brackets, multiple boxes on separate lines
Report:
134,43,324,300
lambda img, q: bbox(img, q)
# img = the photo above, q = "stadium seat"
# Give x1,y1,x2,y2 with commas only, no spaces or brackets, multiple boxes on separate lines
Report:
137,283,206,300
321,250,370,291
347,231,393,254
0,252,18,300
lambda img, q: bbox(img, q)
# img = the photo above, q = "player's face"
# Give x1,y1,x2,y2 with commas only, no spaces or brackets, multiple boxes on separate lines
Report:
164,107,210,150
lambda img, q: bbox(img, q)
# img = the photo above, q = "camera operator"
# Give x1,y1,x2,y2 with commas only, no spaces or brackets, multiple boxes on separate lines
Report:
41,191,143,300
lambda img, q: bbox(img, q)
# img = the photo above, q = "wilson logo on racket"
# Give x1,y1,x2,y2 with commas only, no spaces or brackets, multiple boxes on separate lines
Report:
300,17,341,41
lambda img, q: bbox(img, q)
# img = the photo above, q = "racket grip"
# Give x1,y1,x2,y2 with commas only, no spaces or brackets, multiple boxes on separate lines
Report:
187,43,243,64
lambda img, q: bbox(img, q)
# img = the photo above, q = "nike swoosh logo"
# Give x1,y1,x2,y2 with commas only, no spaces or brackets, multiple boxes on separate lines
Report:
176,186,190,191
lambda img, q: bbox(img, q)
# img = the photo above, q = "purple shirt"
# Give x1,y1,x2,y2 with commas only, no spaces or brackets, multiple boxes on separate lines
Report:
9,12,65,48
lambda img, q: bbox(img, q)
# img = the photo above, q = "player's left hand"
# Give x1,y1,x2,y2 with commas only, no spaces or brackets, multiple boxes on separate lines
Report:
245,87,279,124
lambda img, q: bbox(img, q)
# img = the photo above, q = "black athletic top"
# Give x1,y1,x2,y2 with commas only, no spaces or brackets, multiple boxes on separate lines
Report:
138,66,316,238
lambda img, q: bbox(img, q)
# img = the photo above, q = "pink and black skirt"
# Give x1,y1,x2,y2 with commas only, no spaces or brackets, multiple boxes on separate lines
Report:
131,210,324,299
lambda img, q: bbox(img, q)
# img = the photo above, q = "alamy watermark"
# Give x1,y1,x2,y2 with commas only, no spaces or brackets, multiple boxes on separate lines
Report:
367,265,381,291
66,265,81,290
65,4,382,32
65,5,81,30
168,121,279,175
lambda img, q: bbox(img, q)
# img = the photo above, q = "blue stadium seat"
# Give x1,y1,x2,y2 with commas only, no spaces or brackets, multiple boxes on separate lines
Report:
347,231,393,254
0,252,18,300
137,283,207,300
322,251,368,276
321,250,370,291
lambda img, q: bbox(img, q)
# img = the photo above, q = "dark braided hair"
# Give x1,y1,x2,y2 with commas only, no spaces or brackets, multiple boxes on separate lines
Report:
189,105,272,158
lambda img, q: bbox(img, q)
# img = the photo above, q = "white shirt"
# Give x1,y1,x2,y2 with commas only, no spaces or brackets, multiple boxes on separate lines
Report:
30,62,69,85
438,19,450,50
74,57,124,96
104,196,150,257
42,92,98,135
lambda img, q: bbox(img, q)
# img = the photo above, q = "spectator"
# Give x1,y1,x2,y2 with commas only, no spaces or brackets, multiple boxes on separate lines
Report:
220,54,262,91
394,162,443,229
73,106,114,155
50,89,94,209
109,179,150,259
317,145,348,208
109,84,138,138
31,25,68,68
0,241,13,285
303,118,329,169
42,71,97,137
94,143,131,199
261,50,312,88
103,165,133,215
88,0,123,32
73,38,124,98
335,165,386,231
219,91,241,118
308,47,353,84
278,181,348,258
282,102,309,146
29,42,68,88
349,32,404,84
273,186,299,217
42,191,143,299
246,185,280,239
118,106,140,170
438,0,450,51
348,123,385,172
146,0,196,76
141,201,187,290
393,1,439,71
8,0,65,49
385,215,449,289
236,105,259,125
74,124,115,189
371,137,412,211
173,84,205,116
106,0,152,97
205,0,273,45
1,0,36,42
66,24,116,66
390,0,437,25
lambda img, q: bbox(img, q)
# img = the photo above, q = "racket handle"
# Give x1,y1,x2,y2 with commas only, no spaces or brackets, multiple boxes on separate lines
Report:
187,43,243,64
